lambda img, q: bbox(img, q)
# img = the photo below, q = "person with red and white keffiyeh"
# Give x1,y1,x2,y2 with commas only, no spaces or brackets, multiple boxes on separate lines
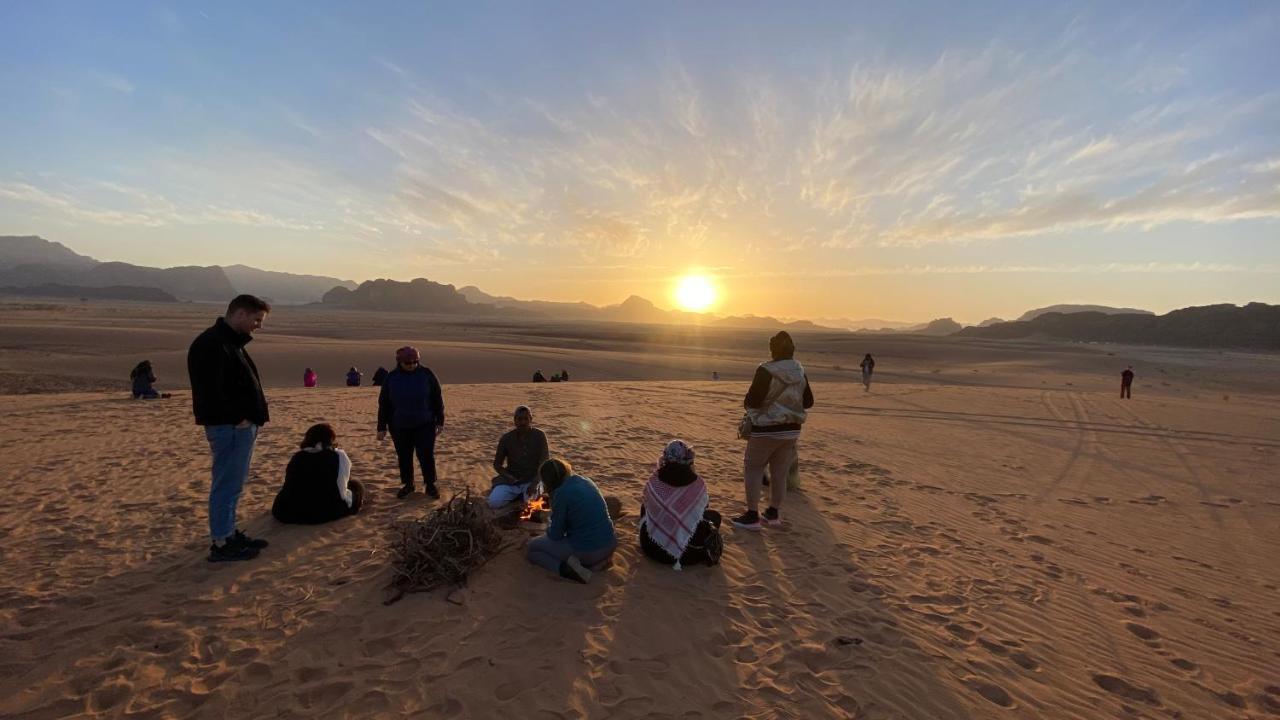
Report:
639,440,723,569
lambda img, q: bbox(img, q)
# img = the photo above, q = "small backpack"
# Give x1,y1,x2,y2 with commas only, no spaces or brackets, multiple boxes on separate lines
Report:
685,519,723,566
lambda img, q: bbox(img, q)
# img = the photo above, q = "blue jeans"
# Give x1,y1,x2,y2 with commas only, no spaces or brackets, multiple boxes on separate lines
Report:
205,424,259,542
488,478,541,508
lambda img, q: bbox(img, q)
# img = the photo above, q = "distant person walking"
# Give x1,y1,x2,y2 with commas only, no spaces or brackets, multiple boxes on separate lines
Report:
345,366,362,387
187,294,272,562
303,368,318,387
732,331,814,531
859,353,875,392
371,366,388,386
1121,366,1135,399
377,346,445,499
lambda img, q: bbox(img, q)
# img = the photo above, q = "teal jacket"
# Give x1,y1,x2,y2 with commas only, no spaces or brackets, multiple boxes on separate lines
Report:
547,475,616,553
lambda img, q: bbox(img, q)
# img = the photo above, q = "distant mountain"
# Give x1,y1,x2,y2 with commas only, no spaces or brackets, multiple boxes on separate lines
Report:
0,283,178,302
977,317,1006,327
811,316,918,331
321,278,493,314
595,295,703,324
78,261,235,301
957,303,1279,349
458,285,597,318
1016,304,1153,322
914,318,964,336
0,236,351,303
855,317,964,335
222,264,357,305
712,314,838,332
0,235,98,269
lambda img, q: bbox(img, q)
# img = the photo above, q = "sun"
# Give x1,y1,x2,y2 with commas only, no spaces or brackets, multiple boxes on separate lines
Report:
673,274,718,312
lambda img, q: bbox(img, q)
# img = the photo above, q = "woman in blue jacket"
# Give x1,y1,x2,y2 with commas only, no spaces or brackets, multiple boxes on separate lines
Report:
377,346,445,499
526,458,617,583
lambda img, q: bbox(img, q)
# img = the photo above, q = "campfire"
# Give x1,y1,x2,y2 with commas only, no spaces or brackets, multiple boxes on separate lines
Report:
519,494,550,522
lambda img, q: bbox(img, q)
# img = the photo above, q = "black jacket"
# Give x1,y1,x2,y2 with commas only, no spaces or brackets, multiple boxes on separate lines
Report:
187,317,269,426
377,366,444,432
272,449,350,524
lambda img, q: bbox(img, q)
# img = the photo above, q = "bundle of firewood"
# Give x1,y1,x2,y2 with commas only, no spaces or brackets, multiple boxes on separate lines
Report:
385,490,509,603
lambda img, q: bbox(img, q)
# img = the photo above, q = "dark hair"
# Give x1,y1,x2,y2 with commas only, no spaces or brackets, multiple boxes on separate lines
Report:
657,463,698,487
130,360,152,380
300,423,336,449
539,458,572,493
226,294,272,315
769,331,795,360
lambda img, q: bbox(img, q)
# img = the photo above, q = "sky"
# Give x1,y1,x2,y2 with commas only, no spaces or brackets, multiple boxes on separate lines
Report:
0,1,1277,323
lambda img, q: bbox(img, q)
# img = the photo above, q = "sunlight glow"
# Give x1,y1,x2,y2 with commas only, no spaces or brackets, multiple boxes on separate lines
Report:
673,274,718,312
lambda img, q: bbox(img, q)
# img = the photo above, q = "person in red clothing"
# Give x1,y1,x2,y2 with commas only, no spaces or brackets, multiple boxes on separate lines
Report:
1121,366,1134,399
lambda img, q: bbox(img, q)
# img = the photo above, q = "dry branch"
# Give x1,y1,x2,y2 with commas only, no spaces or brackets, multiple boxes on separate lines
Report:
385,490,509,603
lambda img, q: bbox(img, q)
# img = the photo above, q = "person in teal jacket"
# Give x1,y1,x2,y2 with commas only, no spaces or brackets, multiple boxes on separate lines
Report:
526,458,617,583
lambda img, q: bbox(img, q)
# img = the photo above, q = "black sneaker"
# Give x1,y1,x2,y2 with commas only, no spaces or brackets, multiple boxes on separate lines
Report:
232,529,269,549
208,541,259,563
397,485,414,499
559,557,592,584
762,507,782,527
424,484,440,500
731,510,762,531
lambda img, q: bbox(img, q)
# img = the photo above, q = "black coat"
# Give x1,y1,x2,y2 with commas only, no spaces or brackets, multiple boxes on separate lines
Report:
272,450,351,524
187,317,269,426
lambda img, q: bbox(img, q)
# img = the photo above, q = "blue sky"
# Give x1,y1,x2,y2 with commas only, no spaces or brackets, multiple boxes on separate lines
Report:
1,1,1277,322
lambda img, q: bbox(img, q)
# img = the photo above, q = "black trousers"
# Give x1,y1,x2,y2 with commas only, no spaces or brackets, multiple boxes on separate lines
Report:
391,424,438,489
640,509,722,565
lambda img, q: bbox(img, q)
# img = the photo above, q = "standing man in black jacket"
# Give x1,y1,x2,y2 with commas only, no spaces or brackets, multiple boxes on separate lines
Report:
188,294,273,562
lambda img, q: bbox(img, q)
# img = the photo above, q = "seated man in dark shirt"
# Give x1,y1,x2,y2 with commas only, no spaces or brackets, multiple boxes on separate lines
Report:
489,405,551,508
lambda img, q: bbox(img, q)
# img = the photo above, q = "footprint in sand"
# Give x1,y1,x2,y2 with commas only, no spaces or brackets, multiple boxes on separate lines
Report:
1169,657,1197,672
1124,622,1160,642
1092,674,1160,706
963,676,1014,708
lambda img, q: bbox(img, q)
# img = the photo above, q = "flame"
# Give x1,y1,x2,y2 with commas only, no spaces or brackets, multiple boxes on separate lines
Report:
519,495,549,521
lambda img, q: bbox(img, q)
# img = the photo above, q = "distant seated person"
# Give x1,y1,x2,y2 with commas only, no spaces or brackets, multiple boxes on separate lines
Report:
489,405,550,509
130,360,171,399
526,458,617,584
639,440,723,569
550,372,562,382
346,366,362,386
532,369,547,383
303,368,318,387
371,366,389,386
272,423,364,524
559,369,570,382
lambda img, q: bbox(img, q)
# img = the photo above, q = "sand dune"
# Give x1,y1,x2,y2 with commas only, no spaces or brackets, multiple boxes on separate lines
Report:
2,376,1278,719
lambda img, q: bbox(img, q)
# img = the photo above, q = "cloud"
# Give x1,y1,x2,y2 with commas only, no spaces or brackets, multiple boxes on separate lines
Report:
91,71,135,94
6,28,1277,280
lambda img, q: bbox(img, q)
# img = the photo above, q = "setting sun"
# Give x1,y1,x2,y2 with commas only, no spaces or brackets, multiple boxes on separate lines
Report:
673,275,718,313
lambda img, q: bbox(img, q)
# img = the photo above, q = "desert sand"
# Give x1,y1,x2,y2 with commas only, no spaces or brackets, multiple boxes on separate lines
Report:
1,300,1279,719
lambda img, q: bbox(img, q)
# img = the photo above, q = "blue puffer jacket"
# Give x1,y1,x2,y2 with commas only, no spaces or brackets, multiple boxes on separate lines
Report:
377,366,444,432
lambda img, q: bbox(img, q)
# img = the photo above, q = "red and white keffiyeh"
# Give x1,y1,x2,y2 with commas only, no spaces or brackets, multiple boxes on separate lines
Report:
641,469,708,568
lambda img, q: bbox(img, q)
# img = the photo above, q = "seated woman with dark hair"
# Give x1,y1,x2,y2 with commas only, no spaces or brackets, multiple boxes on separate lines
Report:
272,423,364,524
639,440,722,569
526,458,616,583
130,360,171,399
